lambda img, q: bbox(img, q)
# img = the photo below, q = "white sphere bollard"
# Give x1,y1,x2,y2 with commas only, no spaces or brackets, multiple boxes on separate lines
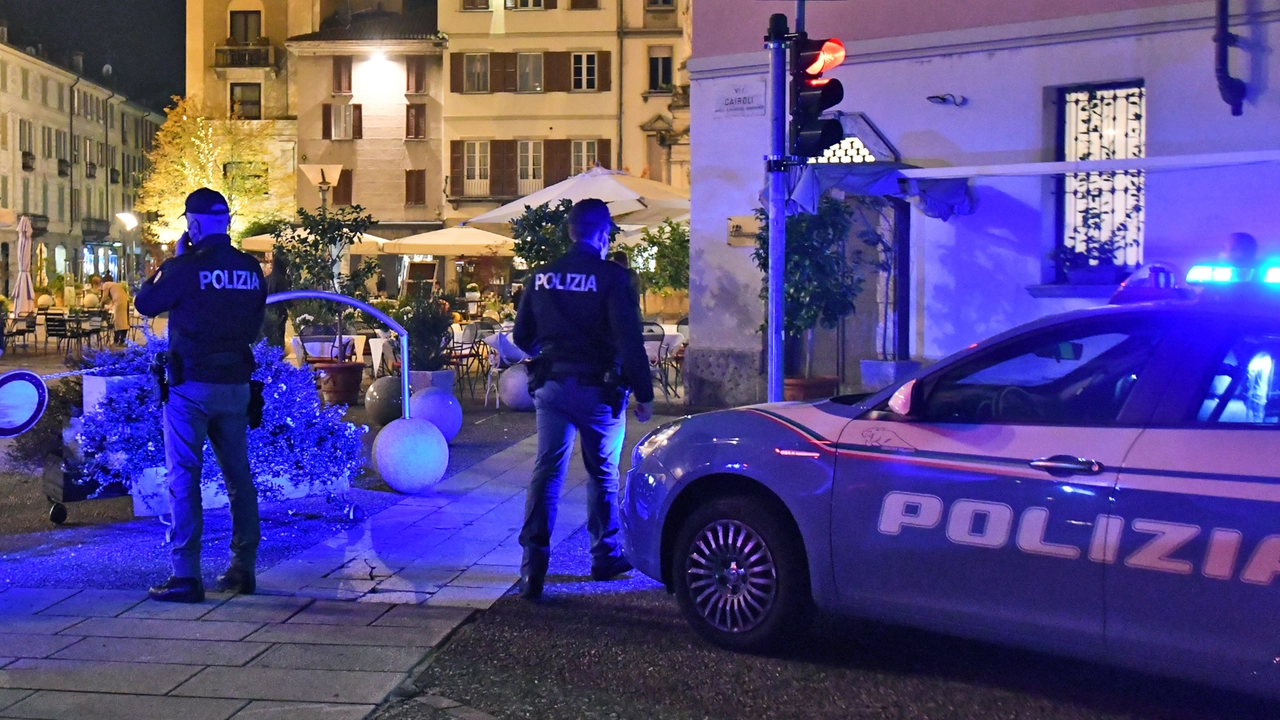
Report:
364,376,403,426
373,418,449,494
82,292,101,308
36,295,52,310
408,387,463,442
498,363,535,411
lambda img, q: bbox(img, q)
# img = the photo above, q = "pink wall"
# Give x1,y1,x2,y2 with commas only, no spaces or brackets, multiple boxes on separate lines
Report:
694,0,1193,58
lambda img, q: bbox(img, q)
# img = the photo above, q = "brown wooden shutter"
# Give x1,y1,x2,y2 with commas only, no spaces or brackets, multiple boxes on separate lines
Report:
544,52,571,93
334,169,353,205
450,53,464,93
322,104,332,140
596,138,611,169
489,140,518,197
406,170,426,205
333,56,352,94
569,0,597,8
597,51,611,92
502,53,518,93
544,139,571,184
449,141,464,197
489,53,516,94
544,0,557,8
352,105,363,139
407,56,426,93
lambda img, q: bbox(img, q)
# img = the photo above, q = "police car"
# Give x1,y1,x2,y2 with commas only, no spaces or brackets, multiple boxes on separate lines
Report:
620,263,1280,698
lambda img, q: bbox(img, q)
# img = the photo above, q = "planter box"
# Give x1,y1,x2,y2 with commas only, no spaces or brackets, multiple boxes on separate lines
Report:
409,369,456,395
314,361,364,405
83,374,148,415
860,360,921,392
131,467,352,518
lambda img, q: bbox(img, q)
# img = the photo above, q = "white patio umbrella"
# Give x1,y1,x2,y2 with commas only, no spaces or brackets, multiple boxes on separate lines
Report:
239,232,388,254
463,167,689,226
13,216,35,316
383,226,514,257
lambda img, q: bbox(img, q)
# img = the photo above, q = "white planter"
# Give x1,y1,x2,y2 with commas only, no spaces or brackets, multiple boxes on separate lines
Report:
130,468,352,518
464,291,481,301
83,374,148,415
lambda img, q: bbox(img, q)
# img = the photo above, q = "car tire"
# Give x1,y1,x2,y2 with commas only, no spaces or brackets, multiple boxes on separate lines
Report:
671,495,812,652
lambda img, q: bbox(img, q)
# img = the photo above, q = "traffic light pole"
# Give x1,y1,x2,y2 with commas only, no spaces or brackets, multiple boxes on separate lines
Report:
765,14,789,403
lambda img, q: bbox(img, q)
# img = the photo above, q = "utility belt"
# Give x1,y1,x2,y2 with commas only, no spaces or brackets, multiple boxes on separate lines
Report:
151,349,264,428
528,356,629,418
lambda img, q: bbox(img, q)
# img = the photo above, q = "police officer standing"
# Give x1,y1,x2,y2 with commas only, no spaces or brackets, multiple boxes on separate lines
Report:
513,198,653,600
136,188,268,603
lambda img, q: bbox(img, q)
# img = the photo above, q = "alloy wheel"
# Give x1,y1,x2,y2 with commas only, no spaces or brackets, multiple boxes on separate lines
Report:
685,519,778,633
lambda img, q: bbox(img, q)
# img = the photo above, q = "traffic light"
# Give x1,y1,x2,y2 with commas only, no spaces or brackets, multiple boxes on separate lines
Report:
790,33,845,158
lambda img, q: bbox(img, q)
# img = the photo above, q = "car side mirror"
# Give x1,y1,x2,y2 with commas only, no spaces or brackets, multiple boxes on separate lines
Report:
888,379,920,418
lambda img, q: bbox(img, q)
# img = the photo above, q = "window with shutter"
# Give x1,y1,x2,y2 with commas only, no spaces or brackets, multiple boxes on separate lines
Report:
333,169,353,206
462,0,490,10
450,53,464,93
544,53,572,93
569,0,598,8
406,170,427,205
353,105,363,139
517,54,543,92
544,139,571,184
571,53,597,91
406,104,427,139
597,51,611,92
545,0,557,7
571,139,597,174
464,54,491,93
322,104,333,140
597,138,611,169
490,140,518,197
407,56,428,94
450,141,464,198
333,56,353,94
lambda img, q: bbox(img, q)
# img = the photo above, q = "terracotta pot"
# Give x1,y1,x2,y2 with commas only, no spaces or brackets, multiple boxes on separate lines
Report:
783,376,839,401
314,361,365,405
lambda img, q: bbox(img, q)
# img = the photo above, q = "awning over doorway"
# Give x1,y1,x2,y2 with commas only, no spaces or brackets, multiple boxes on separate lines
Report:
789,162,974,221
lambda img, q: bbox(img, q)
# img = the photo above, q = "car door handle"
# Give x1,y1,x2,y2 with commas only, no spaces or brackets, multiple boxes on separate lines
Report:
1029,455,1105,478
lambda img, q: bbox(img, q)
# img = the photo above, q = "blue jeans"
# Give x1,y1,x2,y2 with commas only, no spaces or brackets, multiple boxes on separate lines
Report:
163,381,259,579
520,378,627,580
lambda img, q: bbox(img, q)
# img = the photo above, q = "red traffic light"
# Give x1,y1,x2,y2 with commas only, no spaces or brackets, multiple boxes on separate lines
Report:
802,38,845,75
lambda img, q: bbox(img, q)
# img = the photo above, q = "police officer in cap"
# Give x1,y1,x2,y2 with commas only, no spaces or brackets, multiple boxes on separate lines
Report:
513,198,654,600
136,188,268,603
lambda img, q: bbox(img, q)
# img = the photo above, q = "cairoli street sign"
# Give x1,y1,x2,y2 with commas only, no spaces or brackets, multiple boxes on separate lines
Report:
714,77,767,119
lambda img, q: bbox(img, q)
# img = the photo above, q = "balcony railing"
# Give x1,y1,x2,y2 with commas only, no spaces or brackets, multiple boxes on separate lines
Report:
21,152,35,172
110,168,121,185
517,178,544,195
23,214,48,238
463,178,491,197
81,217,110,238
57,159,71,177
215,44,275,69
85,162,98,180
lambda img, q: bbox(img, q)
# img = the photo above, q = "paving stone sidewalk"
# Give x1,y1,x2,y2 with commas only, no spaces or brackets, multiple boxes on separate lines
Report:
0,419,662,720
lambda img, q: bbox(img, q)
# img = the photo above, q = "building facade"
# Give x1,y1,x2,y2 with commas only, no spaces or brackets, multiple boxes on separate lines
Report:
685,0,1280,406
0,27,162,296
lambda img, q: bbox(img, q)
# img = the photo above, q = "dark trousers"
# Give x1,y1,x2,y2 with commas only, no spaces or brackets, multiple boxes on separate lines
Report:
520,378,627,580
163,382,259,579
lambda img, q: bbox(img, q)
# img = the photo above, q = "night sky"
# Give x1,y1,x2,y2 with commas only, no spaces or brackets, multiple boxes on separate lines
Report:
0,0,185,111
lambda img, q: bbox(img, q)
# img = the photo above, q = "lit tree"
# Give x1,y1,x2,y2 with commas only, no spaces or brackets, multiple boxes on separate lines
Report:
136,96,292,243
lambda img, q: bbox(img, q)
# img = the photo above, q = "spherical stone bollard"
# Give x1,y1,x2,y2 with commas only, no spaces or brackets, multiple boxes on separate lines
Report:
364,376,403,426
36,295,52,310
82,293,101,308
409,387,463,442
373,417,448,494
498,363,535,411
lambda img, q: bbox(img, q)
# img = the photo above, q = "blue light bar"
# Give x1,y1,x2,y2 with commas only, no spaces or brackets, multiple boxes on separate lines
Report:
1266,267,1280,285
1186,264,1237,283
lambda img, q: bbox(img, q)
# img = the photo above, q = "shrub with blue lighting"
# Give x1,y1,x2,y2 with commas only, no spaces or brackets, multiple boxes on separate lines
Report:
77,339,366,500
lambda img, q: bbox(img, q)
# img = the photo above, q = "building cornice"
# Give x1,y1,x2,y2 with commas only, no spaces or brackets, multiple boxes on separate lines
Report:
286,39,446,56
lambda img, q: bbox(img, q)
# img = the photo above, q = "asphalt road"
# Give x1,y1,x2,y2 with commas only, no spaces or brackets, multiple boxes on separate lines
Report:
383,528,1280,720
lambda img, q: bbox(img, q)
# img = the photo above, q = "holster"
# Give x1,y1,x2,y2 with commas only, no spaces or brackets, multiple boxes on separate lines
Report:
526,356,552,393
150,352,170,404
602,367,628,419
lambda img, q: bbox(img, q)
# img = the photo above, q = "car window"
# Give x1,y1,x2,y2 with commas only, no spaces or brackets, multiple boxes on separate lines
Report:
1197,333,1280,426
917,321,1163,426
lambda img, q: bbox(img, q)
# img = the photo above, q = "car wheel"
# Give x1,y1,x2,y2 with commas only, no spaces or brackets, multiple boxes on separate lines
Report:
671,496,811,652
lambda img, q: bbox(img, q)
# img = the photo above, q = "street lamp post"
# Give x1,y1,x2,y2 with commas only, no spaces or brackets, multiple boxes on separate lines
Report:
115,212,138,284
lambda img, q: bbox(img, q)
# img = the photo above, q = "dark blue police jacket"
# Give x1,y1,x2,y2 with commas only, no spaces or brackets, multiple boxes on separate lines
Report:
135,234,267,385
514,242,654,404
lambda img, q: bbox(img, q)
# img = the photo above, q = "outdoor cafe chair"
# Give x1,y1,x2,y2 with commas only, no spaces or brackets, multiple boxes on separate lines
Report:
4,313,35,353
45,314,87,357
446,323,485,398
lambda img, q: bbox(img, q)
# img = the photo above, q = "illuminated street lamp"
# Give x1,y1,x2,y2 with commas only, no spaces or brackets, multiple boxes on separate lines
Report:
115,212,138,230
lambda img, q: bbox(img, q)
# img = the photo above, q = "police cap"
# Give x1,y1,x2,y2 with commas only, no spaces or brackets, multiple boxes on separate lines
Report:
185,188,230,216
567,198,611,233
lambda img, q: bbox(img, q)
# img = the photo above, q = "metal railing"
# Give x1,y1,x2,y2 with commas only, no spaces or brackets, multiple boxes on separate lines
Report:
215,45,274,69
463,178,490,197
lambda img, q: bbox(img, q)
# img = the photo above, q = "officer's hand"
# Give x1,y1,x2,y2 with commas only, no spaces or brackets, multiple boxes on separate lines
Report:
634,401,653,424
175,232,192,257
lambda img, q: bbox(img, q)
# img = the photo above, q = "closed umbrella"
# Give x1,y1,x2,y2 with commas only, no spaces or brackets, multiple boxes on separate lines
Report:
13,217,35,316
383,227,514,257
464,167,689,226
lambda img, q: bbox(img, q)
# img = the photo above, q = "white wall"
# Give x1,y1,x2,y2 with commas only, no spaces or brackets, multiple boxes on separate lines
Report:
689,3,1280,393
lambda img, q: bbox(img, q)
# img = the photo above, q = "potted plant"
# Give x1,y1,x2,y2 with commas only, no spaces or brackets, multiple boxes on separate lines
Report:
271,205,378,405
49,274,66,308
847,197,921,391
1054,241,1136,285
464,282,481,302
392,289,457,393
753,197,864,400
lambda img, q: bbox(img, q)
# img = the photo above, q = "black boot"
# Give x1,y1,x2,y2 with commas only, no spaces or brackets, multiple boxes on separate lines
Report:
590,555,633,581
148,576,205,603
517,573,544,600
215,565,256,594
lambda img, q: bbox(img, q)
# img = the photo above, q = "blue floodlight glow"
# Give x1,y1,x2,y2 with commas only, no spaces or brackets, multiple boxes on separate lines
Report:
1187,264,1237,284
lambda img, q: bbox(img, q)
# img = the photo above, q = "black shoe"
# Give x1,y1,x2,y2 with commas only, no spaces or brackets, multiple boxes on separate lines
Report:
517,574,544,600
215,566,256,594
590,555,633,581
148,576,205,604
